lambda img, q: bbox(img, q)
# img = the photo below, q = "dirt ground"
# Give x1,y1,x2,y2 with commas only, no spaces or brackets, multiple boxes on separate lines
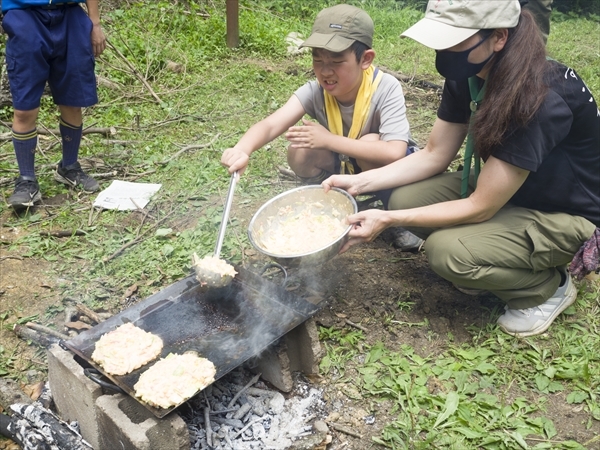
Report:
1,189,598,450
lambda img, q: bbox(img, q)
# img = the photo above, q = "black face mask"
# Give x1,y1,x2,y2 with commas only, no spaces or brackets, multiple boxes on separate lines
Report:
435,33,494,81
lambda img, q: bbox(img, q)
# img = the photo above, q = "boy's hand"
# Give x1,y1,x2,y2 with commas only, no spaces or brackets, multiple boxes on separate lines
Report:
221,147,250,175
286,119,331,150
91,24,106,57
339,209,391,253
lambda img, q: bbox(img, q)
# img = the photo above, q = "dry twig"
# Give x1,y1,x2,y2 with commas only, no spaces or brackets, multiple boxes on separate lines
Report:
25,322,70,340
344,319,368,332
326,421,363,439
74,302,103,324
102,207,177,263
106,38,163,104
39,230,86,238
158,133,220,166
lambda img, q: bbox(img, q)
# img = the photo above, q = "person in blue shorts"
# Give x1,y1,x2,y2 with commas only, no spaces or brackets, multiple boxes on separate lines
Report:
1,0,106,211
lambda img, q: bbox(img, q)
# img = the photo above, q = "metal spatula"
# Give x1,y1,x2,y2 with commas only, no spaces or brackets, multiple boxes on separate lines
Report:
192,171,238,287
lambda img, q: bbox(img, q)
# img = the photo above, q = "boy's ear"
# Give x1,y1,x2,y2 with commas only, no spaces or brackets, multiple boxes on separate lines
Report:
361,49,376,69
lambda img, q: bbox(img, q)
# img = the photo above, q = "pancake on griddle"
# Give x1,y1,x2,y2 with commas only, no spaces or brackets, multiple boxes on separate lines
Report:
134,352,216,409
91,323,163,375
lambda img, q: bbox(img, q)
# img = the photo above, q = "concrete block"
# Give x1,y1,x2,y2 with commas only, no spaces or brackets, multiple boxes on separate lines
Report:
96,394,189,450
47,344,104,450
251,318,322,392
253,338,294,392
48,344,188,450
286,317,323,374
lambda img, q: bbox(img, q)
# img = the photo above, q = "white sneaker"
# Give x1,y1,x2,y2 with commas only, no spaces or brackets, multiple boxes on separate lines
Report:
496,273,577,337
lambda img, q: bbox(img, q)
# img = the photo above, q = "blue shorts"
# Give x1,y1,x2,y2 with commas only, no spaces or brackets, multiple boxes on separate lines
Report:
2,5,98,110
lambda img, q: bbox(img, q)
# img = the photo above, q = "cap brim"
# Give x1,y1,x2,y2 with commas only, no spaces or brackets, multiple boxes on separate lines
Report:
401,17,479,50
300,33,355,52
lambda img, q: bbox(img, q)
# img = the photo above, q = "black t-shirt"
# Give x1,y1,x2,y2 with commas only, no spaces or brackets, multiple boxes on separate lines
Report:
438,61,600,226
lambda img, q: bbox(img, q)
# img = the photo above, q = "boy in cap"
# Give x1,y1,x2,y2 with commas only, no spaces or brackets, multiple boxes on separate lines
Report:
221,4,422,251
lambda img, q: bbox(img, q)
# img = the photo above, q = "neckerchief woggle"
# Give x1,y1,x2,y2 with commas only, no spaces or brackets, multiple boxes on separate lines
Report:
461,76,487,198
324,65,383,174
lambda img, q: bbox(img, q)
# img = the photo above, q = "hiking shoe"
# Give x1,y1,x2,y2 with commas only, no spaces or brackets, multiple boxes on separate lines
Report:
54,161,100,192
8,176,42,210
391,227,424,252
496,272,577,337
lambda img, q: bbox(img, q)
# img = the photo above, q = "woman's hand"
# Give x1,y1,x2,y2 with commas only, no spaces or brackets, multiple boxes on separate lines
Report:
340,209,392,253
322,174,365,197
221,147,250,175
286,119,332,150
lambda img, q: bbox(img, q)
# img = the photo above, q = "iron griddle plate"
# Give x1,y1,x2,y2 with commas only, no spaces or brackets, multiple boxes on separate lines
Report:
63,266,321,418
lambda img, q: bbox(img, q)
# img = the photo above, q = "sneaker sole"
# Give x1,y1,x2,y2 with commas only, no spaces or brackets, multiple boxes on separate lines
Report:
497,282,577,337
54,171,99,193
9,192,42,210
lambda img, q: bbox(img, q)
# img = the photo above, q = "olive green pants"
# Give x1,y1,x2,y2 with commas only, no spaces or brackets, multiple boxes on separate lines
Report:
388,172,595,308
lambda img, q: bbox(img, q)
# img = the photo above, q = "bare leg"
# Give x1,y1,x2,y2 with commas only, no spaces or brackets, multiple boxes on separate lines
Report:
57,105,83,127
12,108,39,132
287,145,336,178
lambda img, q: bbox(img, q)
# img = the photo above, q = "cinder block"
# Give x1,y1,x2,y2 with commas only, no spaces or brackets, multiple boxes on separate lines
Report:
47,344,104,450
251,318,322,392
286,317,323,374
96,394,189,450
48,344,188,450
253,338,294,392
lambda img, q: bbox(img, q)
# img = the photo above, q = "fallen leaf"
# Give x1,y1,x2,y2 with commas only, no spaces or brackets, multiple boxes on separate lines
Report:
22,381,44,400
123,284,138,298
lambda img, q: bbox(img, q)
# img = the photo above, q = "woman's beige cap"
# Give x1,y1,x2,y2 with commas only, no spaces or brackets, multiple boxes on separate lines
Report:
300,4,374,52
401,0,521,50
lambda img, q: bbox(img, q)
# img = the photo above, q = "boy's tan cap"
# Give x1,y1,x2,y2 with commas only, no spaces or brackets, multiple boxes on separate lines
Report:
401,0,521,50
300,4,373,52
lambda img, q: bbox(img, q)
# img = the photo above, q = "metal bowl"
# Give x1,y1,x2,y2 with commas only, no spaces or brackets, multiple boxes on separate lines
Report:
248,186,357,267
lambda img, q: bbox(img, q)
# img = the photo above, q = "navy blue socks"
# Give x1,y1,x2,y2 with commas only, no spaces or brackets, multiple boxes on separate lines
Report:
12,128,37,178
60,117,83,167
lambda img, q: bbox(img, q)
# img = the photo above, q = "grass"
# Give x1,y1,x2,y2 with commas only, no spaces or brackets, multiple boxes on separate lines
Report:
0,1,598,448
319,282,600,449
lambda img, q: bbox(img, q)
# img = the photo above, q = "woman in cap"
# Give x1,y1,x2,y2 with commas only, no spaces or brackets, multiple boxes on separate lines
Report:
323,0,599,336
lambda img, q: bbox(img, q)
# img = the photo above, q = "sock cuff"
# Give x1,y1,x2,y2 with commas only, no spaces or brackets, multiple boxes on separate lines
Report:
59,117,83,130
12,128,38,140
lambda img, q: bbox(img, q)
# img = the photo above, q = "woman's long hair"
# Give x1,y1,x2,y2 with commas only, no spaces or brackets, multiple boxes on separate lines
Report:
474,10,548,160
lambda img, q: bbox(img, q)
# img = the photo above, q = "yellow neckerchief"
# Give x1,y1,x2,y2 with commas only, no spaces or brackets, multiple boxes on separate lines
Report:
324,65,382,174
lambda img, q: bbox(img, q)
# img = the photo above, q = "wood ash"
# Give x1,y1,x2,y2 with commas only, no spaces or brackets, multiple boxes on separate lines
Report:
181,368,329,450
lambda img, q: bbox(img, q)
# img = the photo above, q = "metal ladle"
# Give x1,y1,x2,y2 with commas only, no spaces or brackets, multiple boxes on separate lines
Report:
192,171,238,287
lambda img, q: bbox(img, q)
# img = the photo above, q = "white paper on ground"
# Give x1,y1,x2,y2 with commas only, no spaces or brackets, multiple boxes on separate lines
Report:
93,180,162,210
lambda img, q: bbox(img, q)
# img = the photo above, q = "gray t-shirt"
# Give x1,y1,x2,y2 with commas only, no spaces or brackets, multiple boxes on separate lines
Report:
293,71,410,143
